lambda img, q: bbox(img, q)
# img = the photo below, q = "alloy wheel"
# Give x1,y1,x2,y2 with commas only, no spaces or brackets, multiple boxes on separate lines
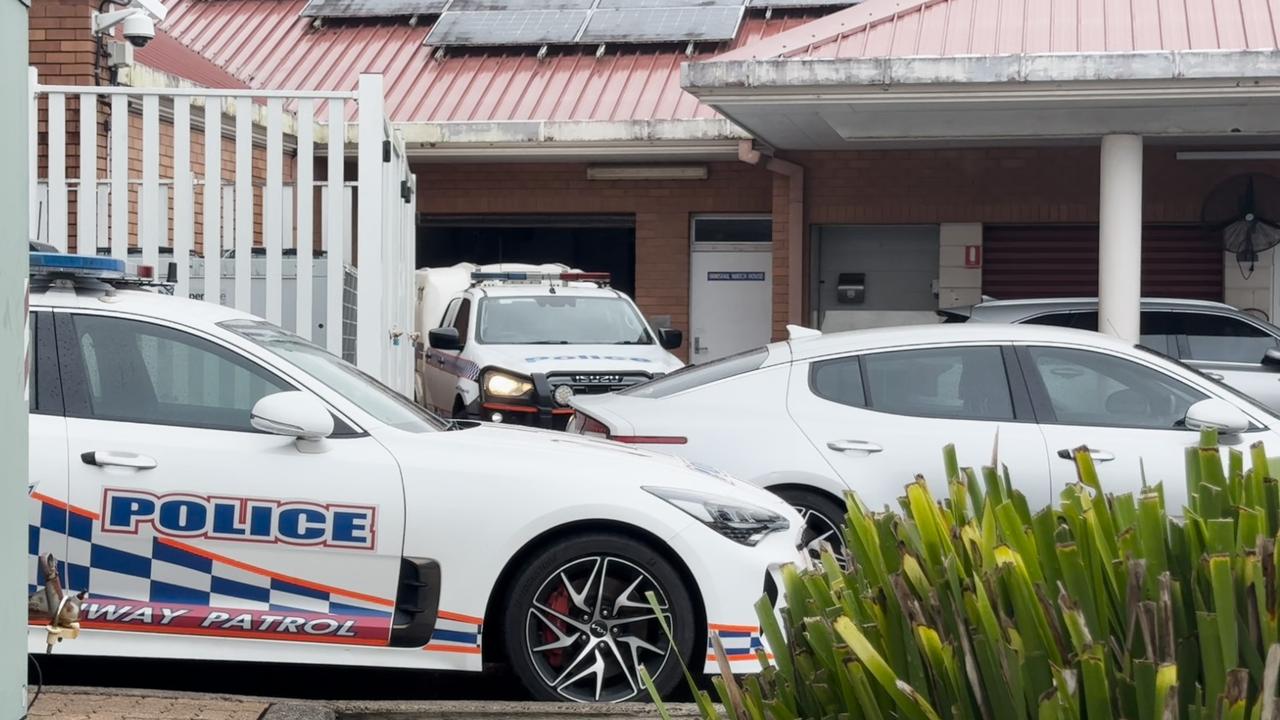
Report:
794,505,850,568
524,555,674,703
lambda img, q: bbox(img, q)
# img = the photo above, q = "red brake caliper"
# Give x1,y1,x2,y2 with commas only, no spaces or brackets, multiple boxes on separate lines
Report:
543,587,571,668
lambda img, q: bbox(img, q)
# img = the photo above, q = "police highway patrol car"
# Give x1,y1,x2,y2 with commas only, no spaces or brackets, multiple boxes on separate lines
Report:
415,264,685,430
26,252,804,702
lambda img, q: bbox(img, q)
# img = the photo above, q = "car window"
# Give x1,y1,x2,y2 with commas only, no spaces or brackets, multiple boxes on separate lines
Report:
1024,346,1206,429
621,347,767,399
477,296,653,345
809,356,865,408
65,314,292,432
30,312,62,415
860,346,1014,421
452,299,471,347
1170,312,1279,364
440,298,460,329
1024,311,1080,329
1024,310,1178,358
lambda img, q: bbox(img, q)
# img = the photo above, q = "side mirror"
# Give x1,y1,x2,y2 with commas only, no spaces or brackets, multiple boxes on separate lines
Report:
657,327,683,351
251,391,334,453
1263,348,1280,368
428,327,462,351
1184,398,1251,435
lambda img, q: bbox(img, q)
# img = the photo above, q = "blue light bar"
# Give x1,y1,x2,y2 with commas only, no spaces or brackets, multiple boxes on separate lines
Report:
30,252,127,279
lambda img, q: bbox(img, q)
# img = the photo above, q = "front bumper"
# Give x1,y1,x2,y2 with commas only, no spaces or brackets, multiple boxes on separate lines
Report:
665,522,808,675
478,371,653,431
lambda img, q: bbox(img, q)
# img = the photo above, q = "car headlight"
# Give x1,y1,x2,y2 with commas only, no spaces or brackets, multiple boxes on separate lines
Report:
483,370,533,398
644,487,789,546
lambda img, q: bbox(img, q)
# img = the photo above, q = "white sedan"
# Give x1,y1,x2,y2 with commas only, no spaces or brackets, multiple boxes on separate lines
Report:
568,323,1273,550
26,253,805,703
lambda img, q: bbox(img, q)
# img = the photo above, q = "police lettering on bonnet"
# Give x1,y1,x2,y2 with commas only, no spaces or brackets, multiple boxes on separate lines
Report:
414,264,686,430
102,489,377,550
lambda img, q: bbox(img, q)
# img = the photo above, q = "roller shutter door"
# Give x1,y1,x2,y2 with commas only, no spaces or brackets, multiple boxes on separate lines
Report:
982,225,1223,300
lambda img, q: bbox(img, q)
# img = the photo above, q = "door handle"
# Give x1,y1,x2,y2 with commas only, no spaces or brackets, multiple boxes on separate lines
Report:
1056,448,1115,462
81,451,158,470
827,440,883,454
1205,371,1225,381
693,336,708,355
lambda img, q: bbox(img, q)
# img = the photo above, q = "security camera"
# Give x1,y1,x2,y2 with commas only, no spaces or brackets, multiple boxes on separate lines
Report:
121,13,155,47
92,0,168,49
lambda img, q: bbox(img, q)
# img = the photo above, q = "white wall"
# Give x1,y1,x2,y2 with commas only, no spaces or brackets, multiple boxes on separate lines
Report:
938,222,983,309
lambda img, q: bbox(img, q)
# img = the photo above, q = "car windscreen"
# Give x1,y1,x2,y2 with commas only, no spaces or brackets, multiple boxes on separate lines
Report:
477,295,653,345
620,347,768,399
221,320,449,433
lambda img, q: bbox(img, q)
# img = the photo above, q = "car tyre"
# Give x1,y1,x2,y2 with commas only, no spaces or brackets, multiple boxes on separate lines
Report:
772,487,848,565
503,533,696,703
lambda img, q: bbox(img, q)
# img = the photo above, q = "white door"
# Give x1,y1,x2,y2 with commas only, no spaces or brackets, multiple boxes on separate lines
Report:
423,298,465,415
56,311,405,647
689,216,772,362
1017,343,1261,512
787,345,1054,510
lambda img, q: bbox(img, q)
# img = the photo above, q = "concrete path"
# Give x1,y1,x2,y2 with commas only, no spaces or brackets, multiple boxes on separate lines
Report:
28,688,706,720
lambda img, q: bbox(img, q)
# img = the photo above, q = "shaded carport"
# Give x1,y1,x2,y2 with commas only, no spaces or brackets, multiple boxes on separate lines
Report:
682,0,1280,341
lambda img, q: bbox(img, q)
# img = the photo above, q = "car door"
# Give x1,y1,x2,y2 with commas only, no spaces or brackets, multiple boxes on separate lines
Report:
1165,311,1280,411
54,310,405,647
28,310,70,602
787,344,1054,510
423,298,463,415
1017,343,1258,512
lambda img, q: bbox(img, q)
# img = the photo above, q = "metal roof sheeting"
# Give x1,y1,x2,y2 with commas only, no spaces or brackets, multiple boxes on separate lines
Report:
144,0,821,122
713,0,1280,60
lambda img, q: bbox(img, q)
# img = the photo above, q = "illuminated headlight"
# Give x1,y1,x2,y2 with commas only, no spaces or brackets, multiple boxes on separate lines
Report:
483,370,533,398
552,384,575,406
644,487,789,546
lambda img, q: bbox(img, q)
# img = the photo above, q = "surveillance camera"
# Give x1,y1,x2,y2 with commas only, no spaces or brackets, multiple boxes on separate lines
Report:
121,13,155,47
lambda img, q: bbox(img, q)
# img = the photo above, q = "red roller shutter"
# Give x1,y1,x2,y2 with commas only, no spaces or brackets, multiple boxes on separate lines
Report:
982,225,1223,300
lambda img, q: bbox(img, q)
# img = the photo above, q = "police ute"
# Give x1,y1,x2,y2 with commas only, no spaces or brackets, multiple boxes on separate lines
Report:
26,251,805,702
415,264,685,430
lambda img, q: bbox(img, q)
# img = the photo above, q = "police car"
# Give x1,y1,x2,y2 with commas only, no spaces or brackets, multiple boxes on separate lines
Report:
26,252,805,702
415,264,685,430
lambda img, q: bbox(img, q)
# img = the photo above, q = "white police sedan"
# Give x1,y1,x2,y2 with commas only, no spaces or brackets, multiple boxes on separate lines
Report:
26,253,803,702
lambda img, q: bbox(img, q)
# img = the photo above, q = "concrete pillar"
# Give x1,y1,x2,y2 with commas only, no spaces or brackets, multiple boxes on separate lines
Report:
3,1,30,715
1098,134,1143,342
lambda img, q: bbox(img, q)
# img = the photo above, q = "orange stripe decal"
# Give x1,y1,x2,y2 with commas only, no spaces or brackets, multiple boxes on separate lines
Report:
425,644,483,655
708,623,759,633
31,492,99,520
437,610,484,625
73,621,387,646
156,537,395,608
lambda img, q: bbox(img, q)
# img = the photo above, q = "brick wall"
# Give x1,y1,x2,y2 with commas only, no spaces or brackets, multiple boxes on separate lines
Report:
415,161,775,355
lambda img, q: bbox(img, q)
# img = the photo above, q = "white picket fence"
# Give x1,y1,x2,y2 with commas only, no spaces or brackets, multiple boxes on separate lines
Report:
28,71,417,395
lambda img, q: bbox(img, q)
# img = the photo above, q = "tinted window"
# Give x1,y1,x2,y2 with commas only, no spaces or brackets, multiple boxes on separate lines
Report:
1025,346,1206,429
1171,312,1279,363
861,347,1013,421
1024,312,1081,329
30,312,62,415
621,348,766,399
1024,310,1178,357
65,315,292,431
810,356,865,407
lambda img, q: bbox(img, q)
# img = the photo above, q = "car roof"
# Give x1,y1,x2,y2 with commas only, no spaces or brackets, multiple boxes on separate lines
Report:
785,322,1140,361
972,297,1236,311
30,281,257,327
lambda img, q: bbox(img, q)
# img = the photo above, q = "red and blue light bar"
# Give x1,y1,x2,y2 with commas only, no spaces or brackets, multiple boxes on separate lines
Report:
470,271,610,283
30,252,127,279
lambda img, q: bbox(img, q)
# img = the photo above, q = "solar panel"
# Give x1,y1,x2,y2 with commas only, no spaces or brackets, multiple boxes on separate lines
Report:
745,0,856,7
445,0,594,10
577,6,743,42
426,9,589,45
300,0,446,17
597,0,745,8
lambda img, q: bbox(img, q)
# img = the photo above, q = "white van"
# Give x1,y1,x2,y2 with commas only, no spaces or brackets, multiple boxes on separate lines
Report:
414,263,685,429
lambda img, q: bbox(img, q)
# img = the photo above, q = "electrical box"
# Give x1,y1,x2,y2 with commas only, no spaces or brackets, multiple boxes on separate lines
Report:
836,272,866,304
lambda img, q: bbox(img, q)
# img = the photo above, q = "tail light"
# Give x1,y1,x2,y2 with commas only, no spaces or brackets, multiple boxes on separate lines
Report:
570,412,687,445
576,414,610,438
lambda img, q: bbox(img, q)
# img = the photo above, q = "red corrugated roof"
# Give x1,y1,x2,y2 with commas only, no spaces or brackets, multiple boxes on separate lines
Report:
146,0,825,122
134,29,250,89
715,0,1280,60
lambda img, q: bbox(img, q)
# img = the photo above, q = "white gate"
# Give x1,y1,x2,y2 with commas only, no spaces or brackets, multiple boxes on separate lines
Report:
28,71,417,396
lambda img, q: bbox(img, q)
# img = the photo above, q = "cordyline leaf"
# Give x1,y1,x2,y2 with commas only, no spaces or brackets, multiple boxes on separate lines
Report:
833,615,943,720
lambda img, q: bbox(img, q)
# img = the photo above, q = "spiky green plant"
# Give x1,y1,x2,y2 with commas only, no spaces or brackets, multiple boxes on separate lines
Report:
656,432,1280,720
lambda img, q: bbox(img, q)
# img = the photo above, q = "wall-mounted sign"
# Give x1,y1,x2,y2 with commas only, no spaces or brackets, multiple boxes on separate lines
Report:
707,272,766,281
964,245,982,268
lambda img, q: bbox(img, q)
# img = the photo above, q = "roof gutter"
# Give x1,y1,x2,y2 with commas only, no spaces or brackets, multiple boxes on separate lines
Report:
684,49,1280,103
738,140,804,328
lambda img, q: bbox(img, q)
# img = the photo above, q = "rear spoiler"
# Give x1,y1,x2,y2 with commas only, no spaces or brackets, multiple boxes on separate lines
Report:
787,324,821,340
936,308,973,323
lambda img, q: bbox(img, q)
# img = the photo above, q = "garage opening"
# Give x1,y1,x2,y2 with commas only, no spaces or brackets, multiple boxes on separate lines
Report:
417,215,637,297
983,225,1223,301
